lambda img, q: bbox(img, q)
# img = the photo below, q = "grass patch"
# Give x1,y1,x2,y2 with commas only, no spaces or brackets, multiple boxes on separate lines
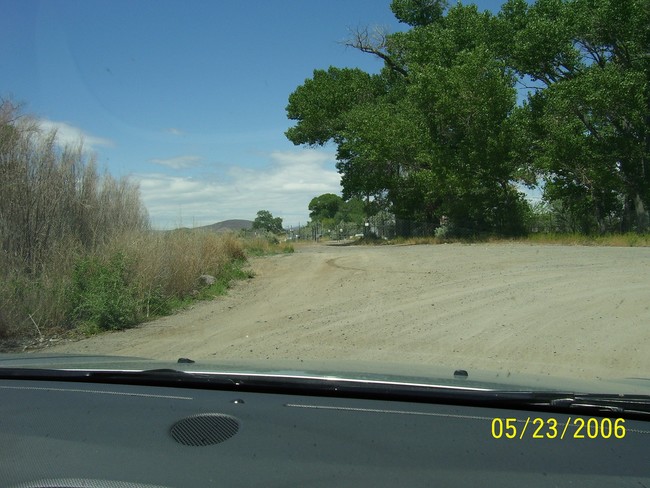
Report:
351,232,650,247
241,235,294,256
521,232,650,247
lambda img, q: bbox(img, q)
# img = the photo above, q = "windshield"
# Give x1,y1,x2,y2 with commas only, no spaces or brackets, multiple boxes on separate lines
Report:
1,0,649,392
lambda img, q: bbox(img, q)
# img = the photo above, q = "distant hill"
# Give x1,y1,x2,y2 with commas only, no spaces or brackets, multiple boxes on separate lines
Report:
196,219,253,233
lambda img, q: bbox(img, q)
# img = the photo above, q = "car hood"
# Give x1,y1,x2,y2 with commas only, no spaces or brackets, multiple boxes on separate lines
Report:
1,353,649,395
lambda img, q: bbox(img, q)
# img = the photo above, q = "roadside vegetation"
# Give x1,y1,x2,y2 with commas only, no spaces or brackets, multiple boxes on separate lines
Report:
0,101,285,346
244,210,295,255
349,233,650,247
241,234,295,256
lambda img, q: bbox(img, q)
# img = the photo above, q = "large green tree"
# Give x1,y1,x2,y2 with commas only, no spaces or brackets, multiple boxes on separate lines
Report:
308,193,344,221
252,210,284,234
287,0,648,235
307,193,366,231
498,0,650,232
286,1,529,236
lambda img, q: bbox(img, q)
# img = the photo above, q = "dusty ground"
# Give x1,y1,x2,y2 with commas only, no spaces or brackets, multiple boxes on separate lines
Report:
45,242,650,381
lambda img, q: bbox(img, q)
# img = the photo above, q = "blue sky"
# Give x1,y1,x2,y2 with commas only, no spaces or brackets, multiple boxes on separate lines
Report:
2,0,508,229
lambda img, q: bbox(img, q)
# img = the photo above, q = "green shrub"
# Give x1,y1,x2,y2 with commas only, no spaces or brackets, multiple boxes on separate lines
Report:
67,253,139,331
141,285,174,317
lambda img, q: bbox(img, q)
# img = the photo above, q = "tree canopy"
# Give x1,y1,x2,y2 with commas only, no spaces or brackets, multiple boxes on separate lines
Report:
252,210,284,234
308,194,344,221
308,193,366,229
286,0,649,235
499,0,650,232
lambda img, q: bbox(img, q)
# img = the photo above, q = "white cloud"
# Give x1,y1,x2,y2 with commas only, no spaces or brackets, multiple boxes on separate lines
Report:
133,148,340,229
269,150,332,166
38,118,113,150
149,155,202,170
165,127,184,136
516,183,543,203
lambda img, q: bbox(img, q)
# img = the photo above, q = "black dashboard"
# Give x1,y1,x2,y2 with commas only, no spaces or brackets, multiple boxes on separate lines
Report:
1,377,649,487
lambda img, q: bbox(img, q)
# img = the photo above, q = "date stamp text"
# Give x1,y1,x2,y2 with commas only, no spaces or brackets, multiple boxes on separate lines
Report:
491,417,626,439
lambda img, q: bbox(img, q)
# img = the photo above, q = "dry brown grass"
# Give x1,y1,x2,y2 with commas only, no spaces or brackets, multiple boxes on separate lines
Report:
521,232,650,247
0,229,250,343
241,234,295,256
0,102,252,340
362,233,650,247
111,230,246,299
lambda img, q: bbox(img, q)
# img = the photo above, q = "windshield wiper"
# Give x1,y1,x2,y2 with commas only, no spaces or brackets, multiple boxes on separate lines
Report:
2,367,649,420
549,393,650,416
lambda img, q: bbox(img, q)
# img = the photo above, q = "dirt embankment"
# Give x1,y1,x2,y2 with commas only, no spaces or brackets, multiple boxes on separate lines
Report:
45,243,650,381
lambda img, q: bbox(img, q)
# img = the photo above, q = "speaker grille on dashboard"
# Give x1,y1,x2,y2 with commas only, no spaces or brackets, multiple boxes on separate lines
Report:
170,414,240,446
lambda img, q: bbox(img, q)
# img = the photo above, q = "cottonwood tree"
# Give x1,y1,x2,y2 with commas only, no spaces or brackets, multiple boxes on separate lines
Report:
286,1,528,235
287,0,648,235
498,0,650,232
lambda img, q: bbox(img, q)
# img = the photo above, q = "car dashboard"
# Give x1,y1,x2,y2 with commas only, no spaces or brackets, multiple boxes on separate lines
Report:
1,372,650,487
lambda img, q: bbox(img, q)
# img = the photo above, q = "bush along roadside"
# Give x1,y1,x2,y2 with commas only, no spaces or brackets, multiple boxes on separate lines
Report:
0,229,287,348
65,251,254,337
67,253,139,334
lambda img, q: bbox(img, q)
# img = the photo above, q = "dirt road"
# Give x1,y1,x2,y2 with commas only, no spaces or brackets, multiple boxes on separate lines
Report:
48,243,650,380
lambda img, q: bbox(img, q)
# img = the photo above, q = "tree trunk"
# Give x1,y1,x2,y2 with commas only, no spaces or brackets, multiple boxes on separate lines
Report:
633,193,649,232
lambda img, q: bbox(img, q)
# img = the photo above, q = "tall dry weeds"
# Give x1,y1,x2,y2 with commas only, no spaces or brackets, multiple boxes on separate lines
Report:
2,101,269,340
111,230,246,302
